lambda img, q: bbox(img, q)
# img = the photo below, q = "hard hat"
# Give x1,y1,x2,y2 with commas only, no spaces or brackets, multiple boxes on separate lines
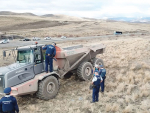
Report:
100,65,103,68
4,87,11,94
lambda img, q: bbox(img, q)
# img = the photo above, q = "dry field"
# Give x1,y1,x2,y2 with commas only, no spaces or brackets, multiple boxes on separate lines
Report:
0,15,150,38
0,14,150,113
0,35,150,113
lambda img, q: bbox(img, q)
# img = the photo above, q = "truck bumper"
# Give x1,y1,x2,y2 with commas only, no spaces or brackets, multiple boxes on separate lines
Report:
11,78,38,96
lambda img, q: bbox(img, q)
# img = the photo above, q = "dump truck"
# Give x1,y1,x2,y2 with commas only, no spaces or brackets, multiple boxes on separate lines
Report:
0,43,105,100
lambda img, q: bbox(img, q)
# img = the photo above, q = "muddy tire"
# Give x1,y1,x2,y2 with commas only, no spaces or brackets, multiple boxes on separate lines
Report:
36,76,59,100
93,58,104,67
77,62,93,80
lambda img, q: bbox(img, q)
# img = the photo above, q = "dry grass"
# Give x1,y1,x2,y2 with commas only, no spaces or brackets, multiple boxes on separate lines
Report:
123,105,133,113
132,93,139,102
116,82,125,93
140,100,150,110
0,21,150,113
125,95,131,103
9,37,149,113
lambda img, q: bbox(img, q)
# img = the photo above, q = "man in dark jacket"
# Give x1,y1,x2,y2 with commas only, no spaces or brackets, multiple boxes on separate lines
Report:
42,42,56,73
99,65,106,92
0,87,19,113
91,71,103,103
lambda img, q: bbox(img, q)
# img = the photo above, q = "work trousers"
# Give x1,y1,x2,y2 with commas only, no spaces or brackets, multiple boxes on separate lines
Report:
101,77,105,92
92,85,100,102
45,55,53,72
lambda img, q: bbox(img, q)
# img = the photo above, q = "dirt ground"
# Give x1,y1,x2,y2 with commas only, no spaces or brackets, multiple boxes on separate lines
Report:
0,14,150,113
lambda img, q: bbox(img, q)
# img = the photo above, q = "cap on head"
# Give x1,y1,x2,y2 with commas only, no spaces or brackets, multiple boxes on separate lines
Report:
100,65,103,68
4,87,11,94
94,70,99,73
52,42,56,46
94,70,99,75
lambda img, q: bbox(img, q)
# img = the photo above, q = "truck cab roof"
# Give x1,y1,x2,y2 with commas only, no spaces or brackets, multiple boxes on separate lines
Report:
17,44,44,50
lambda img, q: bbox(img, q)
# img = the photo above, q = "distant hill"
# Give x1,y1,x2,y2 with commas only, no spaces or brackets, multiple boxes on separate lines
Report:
42,14,55,17
82,17,98,21
0,11,36,16
0,11,89,21
42,14,90,21
107,17,150,23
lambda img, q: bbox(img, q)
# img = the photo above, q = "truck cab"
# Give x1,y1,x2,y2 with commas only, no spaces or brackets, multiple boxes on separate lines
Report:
0,44,45,92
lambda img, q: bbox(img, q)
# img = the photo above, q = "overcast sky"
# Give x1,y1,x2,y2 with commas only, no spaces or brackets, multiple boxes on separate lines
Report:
0,0,150,18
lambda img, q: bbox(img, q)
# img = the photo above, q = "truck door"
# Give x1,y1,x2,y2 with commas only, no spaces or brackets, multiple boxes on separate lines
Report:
34,47,44,75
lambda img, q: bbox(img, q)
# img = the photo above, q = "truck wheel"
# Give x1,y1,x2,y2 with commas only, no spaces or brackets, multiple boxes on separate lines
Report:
93,58,104,67
77,62,93,80
36,76,59,100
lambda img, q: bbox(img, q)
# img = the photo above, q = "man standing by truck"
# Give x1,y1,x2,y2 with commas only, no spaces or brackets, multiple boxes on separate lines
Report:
91,71,103,103
99,65,106,92
0,87,19,113
42,42,56,73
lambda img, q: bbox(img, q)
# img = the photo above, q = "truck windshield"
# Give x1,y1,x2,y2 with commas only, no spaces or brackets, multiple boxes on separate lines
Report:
17,50,34,63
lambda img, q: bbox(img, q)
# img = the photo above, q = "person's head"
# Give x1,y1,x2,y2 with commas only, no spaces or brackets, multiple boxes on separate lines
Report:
52,42,56,46
4,87,11,95
95,64,99,69
94,71,99,76
99,65,104,69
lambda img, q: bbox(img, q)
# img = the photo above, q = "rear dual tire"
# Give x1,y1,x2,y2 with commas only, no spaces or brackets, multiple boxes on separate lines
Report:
77,62,93,80
93,58,104,67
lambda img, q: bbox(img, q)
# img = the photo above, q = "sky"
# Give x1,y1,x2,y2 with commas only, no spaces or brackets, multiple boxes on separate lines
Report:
0,0,150,18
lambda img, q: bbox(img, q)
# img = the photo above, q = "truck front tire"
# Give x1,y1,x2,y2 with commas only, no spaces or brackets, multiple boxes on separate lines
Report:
36,76,59,100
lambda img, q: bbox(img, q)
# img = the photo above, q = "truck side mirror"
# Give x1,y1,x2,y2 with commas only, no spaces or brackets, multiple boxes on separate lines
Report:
3,51,6,57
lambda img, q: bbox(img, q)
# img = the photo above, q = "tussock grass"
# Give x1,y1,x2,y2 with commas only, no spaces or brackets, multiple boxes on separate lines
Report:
140,90,149,97
116,82,125,93
132,93,139,102
111,103,120,112
125,95,131,103
123,105,133,113
141,100,150,110
1,35,150,113
28,105,39,112
106,92,116,98
105,104,112,112
105,103,120,112
126,85,134,95
116,74,123,82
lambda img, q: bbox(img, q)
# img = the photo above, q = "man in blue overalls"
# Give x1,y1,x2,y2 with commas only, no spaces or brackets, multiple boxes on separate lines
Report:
91,71,103,103
42,42,56,73
0,87,19,113
99,65,106,92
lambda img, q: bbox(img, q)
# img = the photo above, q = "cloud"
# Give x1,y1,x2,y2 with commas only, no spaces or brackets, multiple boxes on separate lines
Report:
0,0,150,18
